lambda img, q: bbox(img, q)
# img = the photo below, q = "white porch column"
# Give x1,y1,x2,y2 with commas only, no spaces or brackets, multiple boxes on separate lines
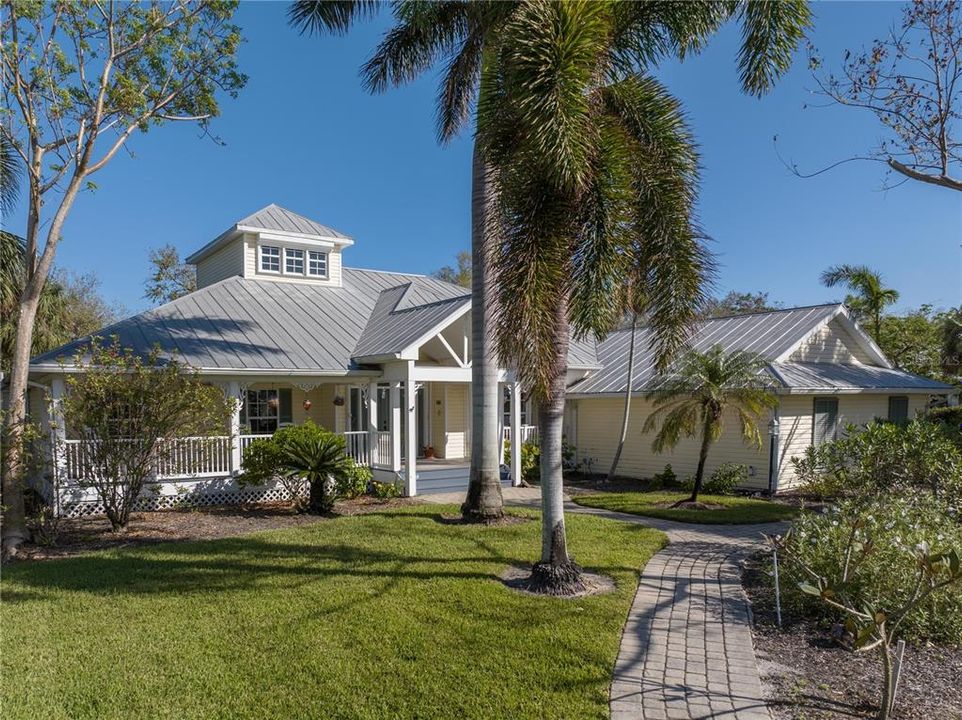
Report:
367,382,379,466
228,381,242,474
510,379,522,487
498,382,506,466
390,381,402,473
49,377,67,516
404,365,417,497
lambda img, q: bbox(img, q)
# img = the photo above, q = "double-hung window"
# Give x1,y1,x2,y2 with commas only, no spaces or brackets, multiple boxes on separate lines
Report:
260,245,280,273
812,397,839,446
241,389,292,434
285,248,305,275
308,250,328,278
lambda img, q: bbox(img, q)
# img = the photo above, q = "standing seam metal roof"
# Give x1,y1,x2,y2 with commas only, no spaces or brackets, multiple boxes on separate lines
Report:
568,305,841,395
31,269,468,372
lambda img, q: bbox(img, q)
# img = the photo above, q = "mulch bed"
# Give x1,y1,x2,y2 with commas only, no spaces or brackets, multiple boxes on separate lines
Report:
742,553,962,720
13,497,414,562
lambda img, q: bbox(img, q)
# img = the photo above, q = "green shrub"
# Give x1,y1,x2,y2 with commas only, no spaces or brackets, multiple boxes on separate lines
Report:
504,440,541,484
679,464,744,495
926,405,962,448
705,463,745,494
371,480,401,499
650,464,676,490
781,493,962,644
239,422,353,512
337,463,372,499
791,418,962,503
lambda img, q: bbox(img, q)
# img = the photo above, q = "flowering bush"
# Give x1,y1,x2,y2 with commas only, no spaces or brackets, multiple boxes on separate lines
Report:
781,493,962,644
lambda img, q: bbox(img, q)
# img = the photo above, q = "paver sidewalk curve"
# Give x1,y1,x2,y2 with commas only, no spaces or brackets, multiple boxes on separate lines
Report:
570,505,785,720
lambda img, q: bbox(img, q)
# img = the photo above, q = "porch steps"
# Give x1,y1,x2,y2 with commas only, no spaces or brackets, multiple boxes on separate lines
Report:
400,465,512,495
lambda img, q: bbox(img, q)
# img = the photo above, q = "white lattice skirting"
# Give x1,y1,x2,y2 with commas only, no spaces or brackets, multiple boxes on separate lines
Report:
56,476,296,519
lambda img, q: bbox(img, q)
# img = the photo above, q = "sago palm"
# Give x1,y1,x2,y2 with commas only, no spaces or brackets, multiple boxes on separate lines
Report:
821,264,899,339
643,345,777,503
478,0,808,593
280,432,353,514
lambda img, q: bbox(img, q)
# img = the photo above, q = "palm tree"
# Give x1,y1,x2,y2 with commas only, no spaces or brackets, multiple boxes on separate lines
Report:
291,0,810,591
279,431,353,514
289,1,517,522
0,134,20,216
643,345,777,503
607,313,639,483
821,264,900,339
478,0,809,593
0,231,73,371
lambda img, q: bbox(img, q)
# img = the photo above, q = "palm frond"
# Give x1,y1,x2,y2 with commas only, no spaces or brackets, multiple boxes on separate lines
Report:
287,0,380,36
362,2,471,94
0,134,22,216
735,0,811,96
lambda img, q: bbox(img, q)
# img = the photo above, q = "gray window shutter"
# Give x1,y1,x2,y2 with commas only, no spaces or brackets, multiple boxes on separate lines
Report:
888,396,908,424
813,398,838,445
279,388,293,424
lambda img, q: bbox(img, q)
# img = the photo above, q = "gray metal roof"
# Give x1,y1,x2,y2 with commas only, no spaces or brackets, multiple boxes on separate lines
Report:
31,269,468,374
31,268,596,375
568,305,840,395
185,204,353,265
568,335,602,370
237,204,351,239
769,362,953,392
353,285,470,360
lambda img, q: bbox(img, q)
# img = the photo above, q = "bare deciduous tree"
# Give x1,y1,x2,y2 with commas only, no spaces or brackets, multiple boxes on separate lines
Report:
796,0,961,191
0,1,245,556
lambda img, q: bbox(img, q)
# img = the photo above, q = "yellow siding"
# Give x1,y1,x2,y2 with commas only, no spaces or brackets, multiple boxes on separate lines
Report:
442,383,469,459
195,238,245,288
777,393,929,488
243,233,344,287
573,397,771,490
429,382,446,453
245,382,337,431
789,317,875,364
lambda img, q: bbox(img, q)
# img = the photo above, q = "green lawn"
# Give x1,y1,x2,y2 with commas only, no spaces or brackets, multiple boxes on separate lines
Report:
1,506,666,720
572,491,799,524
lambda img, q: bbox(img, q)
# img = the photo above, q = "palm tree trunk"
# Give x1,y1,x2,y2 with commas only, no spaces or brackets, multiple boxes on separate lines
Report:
606,313,637,483
528,294,585,595
462,141,504,521
690,418,714,503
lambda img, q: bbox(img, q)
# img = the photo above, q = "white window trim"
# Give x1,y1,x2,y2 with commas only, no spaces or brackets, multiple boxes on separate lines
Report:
307,250,329,278
284,247,306,276
259,245,281,274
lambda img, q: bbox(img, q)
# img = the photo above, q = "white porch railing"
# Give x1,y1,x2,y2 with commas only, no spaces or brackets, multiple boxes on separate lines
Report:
239,433,272,455
155,436,232,478
342,431,369,466
503,425,539,446
64,436,232,481
372,430,392,468
63,431,378,482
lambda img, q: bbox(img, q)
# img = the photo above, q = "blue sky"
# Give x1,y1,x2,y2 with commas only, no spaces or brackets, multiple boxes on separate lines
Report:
6,1,960,315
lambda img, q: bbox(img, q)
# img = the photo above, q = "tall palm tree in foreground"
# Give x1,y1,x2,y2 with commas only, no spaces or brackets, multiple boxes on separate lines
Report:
479,0,809,594
820,264,899,340
289,0,518,522
643,346,777,503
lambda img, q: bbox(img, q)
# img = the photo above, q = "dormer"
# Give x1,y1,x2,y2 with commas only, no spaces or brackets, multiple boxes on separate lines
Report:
186,204,354,289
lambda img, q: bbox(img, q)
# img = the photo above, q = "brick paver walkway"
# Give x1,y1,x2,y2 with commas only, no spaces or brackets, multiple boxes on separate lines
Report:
569,505,786,720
